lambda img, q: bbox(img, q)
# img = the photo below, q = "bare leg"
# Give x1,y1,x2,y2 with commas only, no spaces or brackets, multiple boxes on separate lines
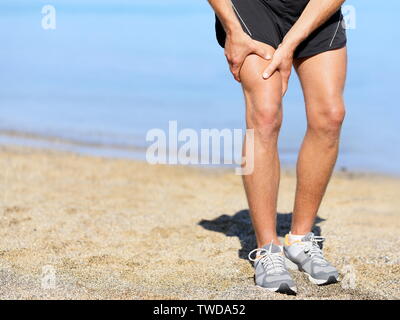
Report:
240,44,283,247
291,48,347,235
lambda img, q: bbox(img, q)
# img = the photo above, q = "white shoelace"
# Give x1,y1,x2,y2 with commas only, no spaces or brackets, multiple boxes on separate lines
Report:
248,242,285,275
303,235,327,265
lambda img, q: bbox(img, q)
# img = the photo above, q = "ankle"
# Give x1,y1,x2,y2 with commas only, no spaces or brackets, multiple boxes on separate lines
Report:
287,232,305,243
257,238,281,248
290,227,311,236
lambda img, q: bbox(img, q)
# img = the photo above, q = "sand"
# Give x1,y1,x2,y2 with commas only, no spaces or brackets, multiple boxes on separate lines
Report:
0,145,399,300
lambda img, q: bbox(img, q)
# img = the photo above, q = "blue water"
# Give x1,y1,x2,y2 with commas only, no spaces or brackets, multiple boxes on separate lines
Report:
0,0,399,174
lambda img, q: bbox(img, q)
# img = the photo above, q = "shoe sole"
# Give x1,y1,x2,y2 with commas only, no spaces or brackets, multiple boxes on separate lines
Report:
307,274,339,286
289,261,339,286
257,283,297,296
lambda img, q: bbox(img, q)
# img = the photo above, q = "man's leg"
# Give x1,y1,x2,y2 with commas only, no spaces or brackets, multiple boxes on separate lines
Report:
291,47,347,235
240,43,283,247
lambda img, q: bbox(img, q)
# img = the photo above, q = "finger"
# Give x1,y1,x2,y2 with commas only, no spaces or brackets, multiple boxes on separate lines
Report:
281,80,288,96
262,61,278,79
226,54,241,82
230,63,241,82
281,73,290,96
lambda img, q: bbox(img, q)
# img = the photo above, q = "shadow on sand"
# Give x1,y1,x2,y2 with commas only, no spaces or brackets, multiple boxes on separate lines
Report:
199,210,325,260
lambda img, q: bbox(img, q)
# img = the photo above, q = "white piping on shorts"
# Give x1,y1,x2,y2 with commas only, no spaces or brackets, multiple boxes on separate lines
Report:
231,3,252,36
329,17,342,47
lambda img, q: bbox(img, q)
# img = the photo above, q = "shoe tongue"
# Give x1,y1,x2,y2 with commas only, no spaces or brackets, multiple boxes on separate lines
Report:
302,232,315,242
262,243,282,253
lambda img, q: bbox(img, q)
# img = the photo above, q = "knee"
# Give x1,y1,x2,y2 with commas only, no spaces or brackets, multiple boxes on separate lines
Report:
321,106,346,132
250,103,282,141
242,66,283,142
308,96,345,137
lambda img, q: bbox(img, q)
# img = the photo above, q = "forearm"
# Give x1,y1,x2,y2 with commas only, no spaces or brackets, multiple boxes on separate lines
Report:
282,0,345,51
207,0,243,35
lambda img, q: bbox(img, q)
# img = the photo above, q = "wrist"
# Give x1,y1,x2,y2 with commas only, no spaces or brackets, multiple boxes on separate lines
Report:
281,28,309,53
225,23,244,36
280,38,298,55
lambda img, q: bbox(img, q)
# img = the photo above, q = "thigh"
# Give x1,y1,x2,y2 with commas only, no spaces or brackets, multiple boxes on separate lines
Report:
240,43,283,126
294,47,347,117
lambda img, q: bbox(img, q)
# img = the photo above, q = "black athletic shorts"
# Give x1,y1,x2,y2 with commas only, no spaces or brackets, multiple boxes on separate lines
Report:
215,0,347,59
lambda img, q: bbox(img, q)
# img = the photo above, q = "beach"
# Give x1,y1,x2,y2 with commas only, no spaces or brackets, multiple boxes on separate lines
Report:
1,0,400,175
0,145,399,300
1,0,399,301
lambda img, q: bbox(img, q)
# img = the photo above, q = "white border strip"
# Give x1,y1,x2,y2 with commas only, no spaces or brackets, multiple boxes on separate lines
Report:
232,3,252,36
329,17,342,47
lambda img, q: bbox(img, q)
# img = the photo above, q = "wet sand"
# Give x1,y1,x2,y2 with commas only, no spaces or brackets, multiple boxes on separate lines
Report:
0,146,399,299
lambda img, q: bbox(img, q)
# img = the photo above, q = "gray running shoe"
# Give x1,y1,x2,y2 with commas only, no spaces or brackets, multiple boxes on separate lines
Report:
284,232,339,285
248,243,297,295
